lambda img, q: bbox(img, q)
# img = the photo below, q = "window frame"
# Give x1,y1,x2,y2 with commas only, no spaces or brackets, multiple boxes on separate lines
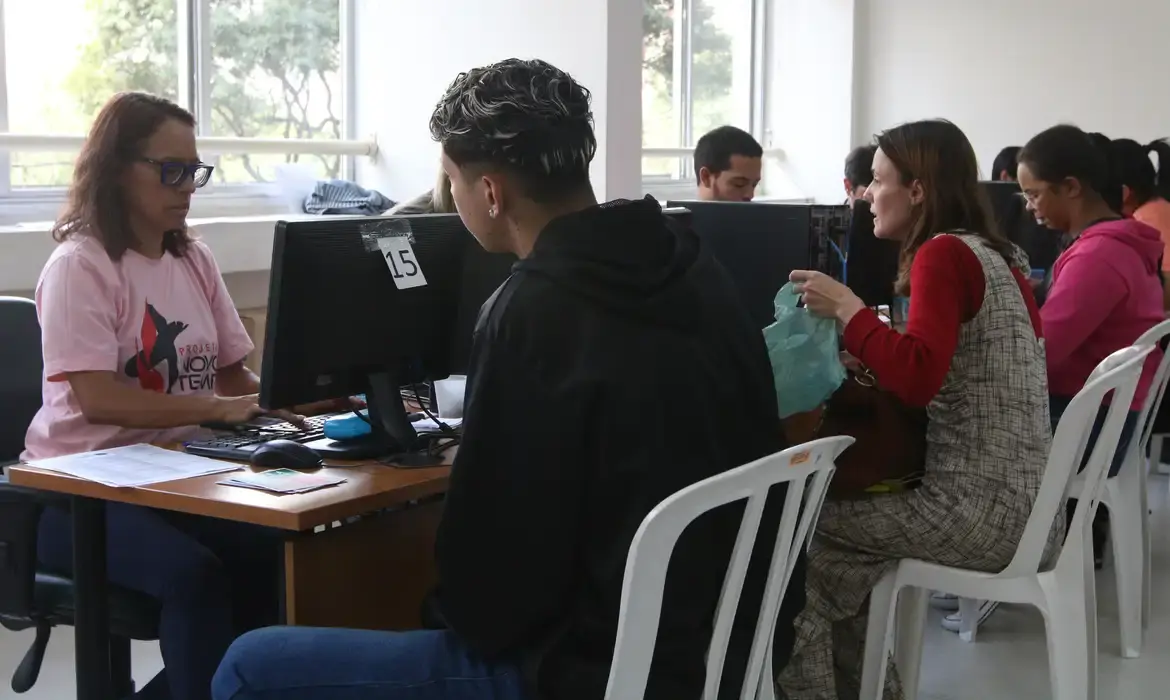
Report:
0,0,355,222
641,0,769,188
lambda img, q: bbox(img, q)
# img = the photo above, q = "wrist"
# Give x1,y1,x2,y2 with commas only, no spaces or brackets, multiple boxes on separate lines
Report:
837,296,866,327
205,396,232,423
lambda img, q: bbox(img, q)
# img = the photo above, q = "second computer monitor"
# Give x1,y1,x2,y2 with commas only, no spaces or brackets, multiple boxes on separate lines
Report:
444,206,696,375
667,200,813,329
980,180,1062,271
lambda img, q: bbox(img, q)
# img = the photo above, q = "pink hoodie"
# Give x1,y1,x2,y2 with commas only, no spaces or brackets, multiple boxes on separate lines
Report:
1042,218,1165,408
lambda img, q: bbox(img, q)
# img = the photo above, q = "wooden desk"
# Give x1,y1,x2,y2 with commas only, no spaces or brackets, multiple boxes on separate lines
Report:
7,458,451,700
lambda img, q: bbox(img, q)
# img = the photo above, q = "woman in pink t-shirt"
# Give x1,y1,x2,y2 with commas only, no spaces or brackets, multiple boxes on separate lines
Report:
25,93,280,700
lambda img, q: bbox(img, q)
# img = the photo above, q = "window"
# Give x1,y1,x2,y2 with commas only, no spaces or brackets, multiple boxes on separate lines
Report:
641,0,759,183
0,0,348,194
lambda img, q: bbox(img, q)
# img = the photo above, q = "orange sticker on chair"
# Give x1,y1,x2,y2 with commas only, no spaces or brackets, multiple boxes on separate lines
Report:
789,450,811,466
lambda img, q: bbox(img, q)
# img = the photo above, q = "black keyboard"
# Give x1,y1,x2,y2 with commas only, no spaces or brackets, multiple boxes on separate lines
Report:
184,415,334,461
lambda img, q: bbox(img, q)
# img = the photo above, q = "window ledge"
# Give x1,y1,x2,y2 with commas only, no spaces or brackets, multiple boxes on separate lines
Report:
0,213,313,293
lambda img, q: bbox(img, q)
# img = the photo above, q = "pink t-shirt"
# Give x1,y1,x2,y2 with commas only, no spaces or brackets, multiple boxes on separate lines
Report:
21,236,254,460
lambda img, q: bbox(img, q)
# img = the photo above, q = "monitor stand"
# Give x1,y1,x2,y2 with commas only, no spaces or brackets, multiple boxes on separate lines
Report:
307,371,444,467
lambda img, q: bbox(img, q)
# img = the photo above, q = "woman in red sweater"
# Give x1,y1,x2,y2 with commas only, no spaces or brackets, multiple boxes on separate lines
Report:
775,120,1056,700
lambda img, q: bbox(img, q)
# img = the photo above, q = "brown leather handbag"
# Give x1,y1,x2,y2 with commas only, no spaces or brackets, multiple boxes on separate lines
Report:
814,367,928,499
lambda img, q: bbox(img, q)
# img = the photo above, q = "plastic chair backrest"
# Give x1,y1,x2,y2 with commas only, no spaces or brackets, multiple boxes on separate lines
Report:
0,297,43,462
1131,320,1170,456
603,436,853,700
1001,345,1151,577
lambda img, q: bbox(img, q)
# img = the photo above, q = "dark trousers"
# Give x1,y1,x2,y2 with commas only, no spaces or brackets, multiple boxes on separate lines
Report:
1049,394,1139,478
37,503,283,700
212,627,527,700
1050,394,1140,565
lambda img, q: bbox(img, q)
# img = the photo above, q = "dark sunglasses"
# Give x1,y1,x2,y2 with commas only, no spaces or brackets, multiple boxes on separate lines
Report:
140,158,215,188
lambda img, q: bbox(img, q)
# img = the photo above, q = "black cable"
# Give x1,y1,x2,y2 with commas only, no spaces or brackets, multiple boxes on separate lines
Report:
411,383,457,436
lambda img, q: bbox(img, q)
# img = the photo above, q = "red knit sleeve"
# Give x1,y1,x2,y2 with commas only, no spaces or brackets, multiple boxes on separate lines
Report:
842,235,986,407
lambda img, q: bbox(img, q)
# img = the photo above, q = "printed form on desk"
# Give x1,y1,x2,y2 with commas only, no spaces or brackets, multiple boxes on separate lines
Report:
26,444,241,488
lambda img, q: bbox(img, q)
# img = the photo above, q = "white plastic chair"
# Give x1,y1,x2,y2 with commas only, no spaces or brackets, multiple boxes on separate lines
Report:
858,346,1152,700
604,436,853,700
954,322,1170,654
1065,320,1170,657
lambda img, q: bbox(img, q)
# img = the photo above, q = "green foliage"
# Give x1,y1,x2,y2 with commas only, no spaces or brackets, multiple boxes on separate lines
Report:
65,0,341,181
642,0,733,102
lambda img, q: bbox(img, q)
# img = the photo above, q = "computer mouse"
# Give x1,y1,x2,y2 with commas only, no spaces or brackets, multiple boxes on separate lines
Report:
250,440,324,470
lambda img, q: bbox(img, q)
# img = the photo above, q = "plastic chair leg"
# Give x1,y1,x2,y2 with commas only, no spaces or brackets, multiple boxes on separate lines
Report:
753,648,776,700
1108,493,1144,657
894,586,928,700
958,597,980,643
1140,462,1152,631
1041,575,1096,700
860,572,898,700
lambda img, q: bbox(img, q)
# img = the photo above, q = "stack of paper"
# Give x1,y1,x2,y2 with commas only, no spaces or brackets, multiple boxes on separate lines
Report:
219,469,347,494
27,444,240,488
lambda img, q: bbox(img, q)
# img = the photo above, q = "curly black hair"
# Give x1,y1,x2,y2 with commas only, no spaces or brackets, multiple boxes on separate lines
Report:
429,58,596,203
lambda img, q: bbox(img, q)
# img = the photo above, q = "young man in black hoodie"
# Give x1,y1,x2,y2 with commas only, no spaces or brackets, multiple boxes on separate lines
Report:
212,58,803,700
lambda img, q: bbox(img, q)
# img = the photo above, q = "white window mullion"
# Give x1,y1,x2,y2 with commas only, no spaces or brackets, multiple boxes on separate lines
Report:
673,0,694,181
340,0,356,180
176,0,197,114
192,0,213,132
0,0,12,194
746,0,767,141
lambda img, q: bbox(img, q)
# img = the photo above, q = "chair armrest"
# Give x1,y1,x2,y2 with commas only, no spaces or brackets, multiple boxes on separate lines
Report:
0,474,62,617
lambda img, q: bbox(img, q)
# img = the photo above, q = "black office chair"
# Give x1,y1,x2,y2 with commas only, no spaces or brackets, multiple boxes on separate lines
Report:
0,296,161,695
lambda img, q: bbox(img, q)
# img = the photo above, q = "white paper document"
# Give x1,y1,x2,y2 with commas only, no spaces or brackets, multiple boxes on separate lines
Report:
413,417,463,432
27,444,241,488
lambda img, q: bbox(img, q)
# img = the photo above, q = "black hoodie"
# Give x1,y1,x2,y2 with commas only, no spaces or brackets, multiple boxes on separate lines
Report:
434,196,804,700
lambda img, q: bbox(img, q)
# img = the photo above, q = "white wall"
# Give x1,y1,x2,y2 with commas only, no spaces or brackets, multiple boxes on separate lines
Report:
764,0,856,204
353,0,643,204
855,0,1170,175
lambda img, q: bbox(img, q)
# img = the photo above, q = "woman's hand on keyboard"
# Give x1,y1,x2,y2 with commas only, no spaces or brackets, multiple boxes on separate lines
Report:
213,395,264,425
295,397,365,417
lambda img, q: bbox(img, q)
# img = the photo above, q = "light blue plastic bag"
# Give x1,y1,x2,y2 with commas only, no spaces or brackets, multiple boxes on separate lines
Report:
763,283,847,419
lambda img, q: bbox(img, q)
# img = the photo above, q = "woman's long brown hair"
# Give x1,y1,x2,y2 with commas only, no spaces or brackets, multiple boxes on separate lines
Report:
52,92,197,260
876,120,1015,295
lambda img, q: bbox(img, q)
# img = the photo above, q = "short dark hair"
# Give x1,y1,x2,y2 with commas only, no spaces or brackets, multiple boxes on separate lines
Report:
693,126,762,184
1111,137,1170,206
53,92,196,260
844,145,877,188
1018,125,1120,210
429,58,596,203
991,146,1021,180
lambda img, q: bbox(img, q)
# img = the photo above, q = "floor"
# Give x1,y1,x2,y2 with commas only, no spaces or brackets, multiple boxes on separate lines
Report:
5,478,1170,699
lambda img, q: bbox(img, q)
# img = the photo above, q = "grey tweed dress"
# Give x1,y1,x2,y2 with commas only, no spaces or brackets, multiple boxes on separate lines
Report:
777,235,1059,700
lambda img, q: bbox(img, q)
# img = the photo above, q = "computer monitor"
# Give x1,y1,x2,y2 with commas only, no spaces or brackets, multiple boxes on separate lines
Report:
444,206,697,376
259,215,469,463
448,234,518,376
980,180,1061,271
666,200,813,329
844,201,900,309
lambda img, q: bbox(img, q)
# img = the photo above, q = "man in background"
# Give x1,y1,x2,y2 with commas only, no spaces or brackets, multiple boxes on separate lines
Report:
843,144,876,206
992,145,1021,182
695,125,763,202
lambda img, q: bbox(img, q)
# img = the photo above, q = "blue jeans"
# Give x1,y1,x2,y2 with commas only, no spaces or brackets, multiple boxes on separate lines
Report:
37,503,282,700
212,627,529,700
1049,395,1139,479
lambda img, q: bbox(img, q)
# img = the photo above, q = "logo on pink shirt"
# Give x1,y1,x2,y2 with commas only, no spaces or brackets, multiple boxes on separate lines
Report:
124,302,217,394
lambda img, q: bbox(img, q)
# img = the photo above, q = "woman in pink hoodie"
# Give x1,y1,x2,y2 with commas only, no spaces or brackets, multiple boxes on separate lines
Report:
1018,125,1164,476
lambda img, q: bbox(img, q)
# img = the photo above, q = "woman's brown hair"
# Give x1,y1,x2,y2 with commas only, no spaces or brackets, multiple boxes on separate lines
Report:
52,92,197,260
876,120,1015,295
